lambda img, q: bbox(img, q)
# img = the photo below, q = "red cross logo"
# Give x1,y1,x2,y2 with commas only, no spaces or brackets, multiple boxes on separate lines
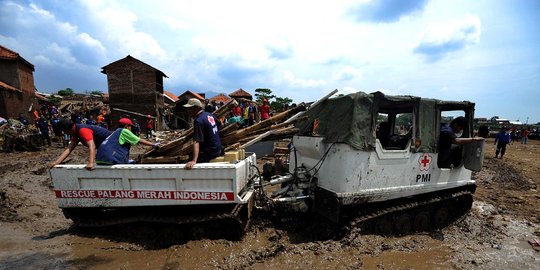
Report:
419,154,432,171
207,115,216,126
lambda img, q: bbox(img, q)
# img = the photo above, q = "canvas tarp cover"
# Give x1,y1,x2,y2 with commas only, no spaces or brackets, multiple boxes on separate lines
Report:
298,92,375,150
418,98,437,153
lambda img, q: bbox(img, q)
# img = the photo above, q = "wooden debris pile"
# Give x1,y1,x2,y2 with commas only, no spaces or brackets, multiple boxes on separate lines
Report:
1,120,42,152
139,99,307,164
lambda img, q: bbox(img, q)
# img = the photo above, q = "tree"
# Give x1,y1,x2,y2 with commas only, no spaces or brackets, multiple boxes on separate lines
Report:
254,88,276,103
47,95,61,106
90,90,104,96
57,88,74,96
271,97,293,112
395,113,413,126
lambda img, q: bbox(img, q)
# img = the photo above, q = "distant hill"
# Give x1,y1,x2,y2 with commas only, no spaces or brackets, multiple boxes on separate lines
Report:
204,91,221,99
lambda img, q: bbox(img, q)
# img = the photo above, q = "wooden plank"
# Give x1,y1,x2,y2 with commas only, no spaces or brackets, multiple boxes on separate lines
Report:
140,155,189,164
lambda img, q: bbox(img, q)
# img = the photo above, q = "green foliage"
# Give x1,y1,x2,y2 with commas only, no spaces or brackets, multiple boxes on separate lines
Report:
395,113,413,126
254,88,275,103
57,88,74,96
271,97,293,112
90,90,103,96
377,113,388,124
47,95,61,106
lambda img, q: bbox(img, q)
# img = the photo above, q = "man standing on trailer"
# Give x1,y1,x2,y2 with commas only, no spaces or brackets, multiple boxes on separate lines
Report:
183,98,224,169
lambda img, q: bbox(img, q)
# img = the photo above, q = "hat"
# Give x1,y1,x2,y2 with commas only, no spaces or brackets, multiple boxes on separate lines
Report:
119,118,134,126
183,98,203,108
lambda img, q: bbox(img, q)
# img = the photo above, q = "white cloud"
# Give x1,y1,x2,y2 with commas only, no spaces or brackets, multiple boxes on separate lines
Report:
333,66,363,81
29,3,54,19
80,0,166,60
266,38,295,60
283,70,326,88
77,33,105,51
1,0,538,122
348,0,429,23
413,15,481,61
341,86,361,95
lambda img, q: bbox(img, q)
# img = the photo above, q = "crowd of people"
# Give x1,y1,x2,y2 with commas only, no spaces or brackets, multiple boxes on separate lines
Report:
203,98,293,129
0,103,158,166
3,99,234,169
14,104,113,148
492,126,532,159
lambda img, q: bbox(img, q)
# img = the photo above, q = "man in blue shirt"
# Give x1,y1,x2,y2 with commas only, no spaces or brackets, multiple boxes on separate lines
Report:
183,98,224,169
96,118,158,164
438,117,484,168
494,127,511,159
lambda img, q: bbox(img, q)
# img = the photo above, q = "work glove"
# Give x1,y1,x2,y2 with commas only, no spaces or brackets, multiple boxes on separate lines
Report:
153,142,161,150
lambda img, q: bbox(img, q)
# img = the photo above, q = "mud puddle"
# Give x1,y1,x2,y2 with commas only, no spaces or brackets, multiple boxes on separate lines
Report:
1,202,539,270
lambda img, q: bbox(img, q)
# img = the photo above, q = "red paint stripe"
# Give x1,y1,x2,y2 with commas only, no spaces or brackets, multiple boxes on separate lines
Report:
54,190,235,201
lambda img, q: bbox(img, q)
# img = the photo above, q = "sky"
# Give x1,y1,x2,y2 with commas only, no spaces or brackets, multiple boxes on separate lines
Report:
1,0,539,123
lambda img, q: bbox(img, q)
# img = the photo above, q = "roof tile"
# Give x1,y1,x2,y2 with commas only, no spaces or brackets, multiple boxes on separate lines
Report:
0,81,21,92
229,88,252,98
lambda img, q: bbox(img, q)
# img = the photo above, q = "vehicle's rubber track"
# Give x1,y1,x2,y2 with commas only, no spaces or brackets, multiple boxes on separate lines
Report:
341,186,475,237
63,198,254,239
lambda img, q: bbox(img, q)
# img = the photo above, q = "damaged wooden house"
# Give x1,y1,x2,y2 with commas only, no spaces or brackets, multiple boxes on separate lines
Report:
0,45,39,122
101,55,167,130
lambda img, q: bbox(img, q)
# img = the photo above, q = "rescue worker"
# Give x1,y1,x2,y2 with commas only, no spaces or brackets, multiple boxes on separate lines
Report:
96,118,159,165
494,127,511,159
259,98,271,121
145,115,154,139
49,118,112,170
37,115,51,146
438,117,484,168
183,98,224,169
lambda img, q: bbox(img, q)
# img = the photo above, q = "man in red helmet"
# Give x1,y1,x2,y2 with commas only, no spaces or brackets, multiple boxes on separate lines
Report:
259,98,271,121
96,118,159,165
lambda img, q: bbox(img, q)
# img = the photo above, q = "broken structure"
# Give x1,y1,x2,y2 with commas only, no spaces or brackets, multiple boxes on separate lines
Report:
0,45,38,122
101,55,167,130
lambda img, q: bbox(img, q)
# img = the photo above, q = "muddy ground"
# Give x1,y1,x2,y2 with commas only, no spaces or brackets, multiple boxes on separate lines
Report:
0,139,539,269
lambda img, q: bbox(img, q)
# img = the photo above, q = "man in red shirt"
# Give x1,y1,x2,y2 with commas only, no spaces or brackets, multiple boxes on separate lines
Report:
259,98,271,121
146,115,154,139
521,128,530,144
49,118,112,170
232,103,242,117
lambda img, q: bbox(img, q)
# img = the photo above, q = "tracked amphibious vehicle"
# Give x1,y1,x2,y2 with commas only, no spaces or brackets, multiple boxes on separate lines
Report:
50,90,484,237
269,91,484,234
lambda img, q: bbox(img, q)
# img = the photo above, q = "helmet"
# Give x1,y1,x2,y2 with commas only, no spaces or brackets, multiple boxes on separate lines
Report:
119,118,134,126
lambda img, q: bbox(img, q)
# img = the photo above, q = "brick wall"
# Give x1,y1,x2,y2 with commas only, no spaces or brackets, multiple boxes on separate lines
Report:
0,60,36,121
105,57,165,129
